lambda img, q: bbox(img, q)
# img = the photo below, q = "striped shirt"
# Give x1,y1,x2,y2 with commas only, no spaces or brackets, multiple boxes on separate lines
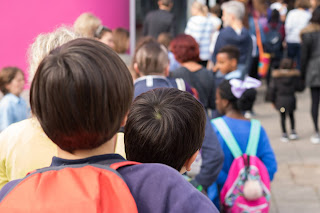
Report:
185,16,214,61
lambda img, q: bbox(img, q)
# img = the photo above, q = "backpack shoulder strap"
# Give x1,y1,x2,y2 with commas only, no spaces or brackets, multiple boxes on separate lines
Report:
109,161,140,170
212,117,243,158
175,78,186,91
245,119,261,156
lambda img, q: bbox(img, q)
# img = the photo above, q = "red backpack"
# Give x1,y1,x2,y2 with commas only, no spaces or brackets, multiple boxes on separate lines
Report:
0,161,140,213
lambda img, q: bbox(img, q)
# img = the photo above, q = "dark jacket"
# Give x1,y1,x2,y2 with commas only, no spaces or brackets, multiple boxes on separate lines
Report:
301,23,320,87
143,9,175,38
170,66,216,110
266,69,300,113
212,27,252,78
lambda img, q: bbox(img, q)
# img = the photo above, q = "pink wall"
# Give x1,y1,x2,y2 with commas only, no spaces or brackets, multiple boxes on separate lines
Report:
0,0,129,85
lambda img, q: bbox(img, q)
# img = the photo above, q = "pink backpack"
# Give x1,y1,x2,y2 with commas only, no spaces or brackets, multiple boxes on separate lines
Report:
212,118,271,213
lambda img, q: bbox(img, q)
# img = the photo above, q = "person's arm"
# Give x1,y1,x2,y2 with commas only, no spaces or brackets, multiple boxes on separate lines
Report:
257,128,277,181
300,33,312,80
195,116,224,189
211,32,224,64
170,15,176,37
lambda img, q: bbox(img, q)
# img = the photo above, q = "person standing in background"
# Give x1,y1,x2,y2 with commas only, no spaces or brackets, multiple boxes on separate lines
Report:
285,0,311,69
143,0,175,38
185,1,214,67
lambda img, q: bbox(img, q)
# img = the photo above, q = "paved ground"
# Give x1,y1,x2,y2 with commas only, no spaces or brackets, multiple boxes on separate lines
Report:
254,82,320,213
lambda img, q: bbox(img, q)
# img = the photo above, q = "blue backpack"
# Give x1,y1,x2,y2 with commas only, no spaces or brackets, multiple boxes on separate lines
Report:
264,24,282,58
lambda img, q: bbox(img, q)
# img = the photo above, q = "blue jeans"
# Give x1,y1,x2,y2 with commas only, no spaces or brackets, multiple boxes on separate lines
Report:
287,43,301,69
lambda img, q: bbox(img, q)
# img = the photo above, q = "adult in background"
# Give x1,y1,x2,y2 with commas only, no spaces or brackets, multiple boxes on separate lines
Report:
73,12,114,49
113,28,131,66
185,1,214,67
170,34,216,112
211,0,252,79
301,6,320,144
143,0,175,38
0,27,80,190
285,0,311,69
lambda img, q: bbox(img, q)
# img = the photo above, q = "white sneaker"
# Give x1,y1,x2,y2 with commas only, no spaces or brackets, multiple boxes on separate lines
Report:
281,134,289,143
289,130,298,140
310,133,320,144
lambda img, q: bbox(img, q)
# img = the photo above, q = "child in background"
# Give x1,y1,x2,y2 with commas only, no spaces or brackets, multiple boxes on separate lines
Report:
113,27,131,66
157,32,181,71
209,77,277,209
266,58,301,142
132,40,224,192
214,45,242,85
0,67,28,132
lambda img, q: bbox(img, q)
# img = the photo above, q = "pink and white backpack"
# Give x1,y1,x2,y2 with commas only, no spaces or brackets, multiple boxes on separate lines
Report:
212,118,271,213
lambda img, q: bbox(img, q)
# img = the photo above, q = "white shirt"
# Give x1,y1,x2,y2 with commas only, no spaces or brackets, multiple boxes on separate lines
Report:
285,9,311,43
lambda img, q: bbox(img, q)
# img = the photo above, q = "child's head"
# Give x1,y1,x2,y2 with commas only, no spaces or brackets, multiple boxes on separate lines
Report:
215,45,239,74
157,32,172,49
216,78,260,115
73,12,102,38
95,26,115,49
0,67,25,96
210,4,222,17
113,28,130,54
279,58,294,69
134,41,169,76
30,38,133,153
268,9,280,23
124,88,206,173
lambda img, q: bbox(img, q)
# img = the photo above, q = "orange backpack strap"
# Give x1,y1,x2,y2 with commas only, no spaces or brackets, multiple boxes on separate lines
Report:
110,161,141,170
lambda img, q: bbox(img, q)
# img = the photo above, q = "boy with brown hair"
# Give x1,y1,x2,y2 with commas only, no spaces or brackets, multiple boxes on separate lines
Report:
0,38,218,213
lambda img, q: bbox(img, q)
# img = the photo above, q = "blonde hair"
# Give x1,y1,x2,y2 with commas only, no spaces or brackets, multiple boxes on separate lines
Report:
113,28,130,53
192,1,208,16
27,26,81,83
73,12,102,38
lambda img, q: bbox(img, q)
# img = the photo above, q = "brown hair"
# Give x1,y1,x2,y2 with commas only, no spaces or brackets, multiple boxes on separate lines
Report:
0,67,24,95
125,88,206,171
135,41,169,75
157,32,172,49
30,38,133,153
295,0,311,9
113,28,130,53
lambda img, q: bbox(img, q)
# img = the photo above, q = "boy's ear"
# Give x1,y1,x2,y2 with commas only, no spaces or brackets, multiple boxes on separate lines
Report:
185,150,199,172
231,58,237,69
120,112,129,127
133,63,140,75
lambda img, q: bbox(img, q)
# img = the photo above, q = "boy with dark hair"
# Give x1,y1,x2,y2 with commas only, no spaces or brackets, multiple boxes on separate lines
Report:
133,40,224,192
0,38,218,212
214,45,242,84
125,88,205,173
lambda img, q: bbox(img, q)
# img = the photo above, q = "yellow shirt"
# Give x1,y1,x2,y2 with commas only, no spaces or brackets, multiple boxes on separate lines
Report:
0,118,57,189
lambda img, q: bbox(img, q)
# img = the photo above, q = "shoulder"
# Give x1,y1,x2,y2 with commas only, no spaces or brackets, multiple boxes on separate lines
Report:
119,163,218,213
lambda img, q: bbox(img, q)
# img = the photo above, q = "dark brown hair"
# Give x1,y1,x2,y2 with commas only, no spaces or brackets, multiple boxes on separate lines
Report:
124,88,206,171
295,0,311,9
113,28,130,53
30,38,133,152
218,45,240,62
0,67,24,95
